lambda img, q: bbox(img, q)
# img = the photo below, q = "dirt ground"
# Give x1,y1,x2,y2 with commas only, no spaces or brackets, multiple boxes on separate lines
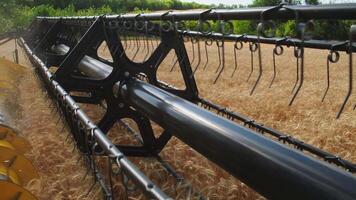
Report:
0,37,355,200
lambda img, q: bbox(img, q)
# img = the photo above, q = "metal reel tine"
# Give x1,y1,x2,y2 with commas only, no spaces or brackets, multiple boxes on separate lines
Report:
336,34,355,118
336,53,352,118
250,42,263,95
270,49,277,88
190,36,196,66
143,35,150,61
231,41,243,78
269,42,284,88
231,43,238,78
140,34,147,61
321,54,331,102
214,40,222,74
247,42,257,82
289,45,304,106
130,32,136,51
203,38,213,70
127,33,132,51
170,58,178,72
322,50,340,102
122,32,127,50
213,39,225,84
291,46,300,94
150,35,155,51
193,38,202,74
132,34,141,60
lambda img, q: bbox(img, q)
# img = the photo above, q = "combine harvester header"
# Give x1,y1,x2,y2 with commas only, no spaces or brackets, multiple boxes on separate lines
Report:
5,2,355,200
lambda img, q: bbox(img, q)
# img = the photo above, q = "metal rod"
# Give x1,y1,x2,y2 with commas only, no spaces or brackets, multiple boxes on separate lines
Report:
119,78,356,200
38,4,356,21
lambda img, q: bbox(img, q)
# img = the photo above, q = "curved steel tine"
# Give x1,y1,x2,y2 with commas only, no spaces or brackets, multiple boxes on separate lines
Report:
143,21,153,61
336,25,355,118
127,30,134,51
321,42,345,102
170,58,179,72
270,49,277,88
247,42,257,82
291,46,300,94
122,32,128,50
203,38,213,70
289,45,304,106
190,36,196,66
289,20,314,106
321,50,341,102
171,48,187,72
121,27,128,50
250,41,263,95
231,43,238,78
170,52,176,64
125,34,129,51
193,38,202,74
214,40,222,74
122,30,128,50
132,34,141,60
321,54,331,102
214,39,225,84
127,34,132,52
150,35,155,51
140,33,147,61
231,39,244,78
143,34,150,61
336,50,352,118
131,33,138,52
269,39,285,88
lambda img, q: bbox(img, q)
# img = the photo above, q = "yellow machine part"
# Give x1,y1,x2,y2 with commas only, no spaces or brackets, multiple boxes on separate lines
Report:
0,163,21,185
0,50,37,200
0,140,15,150
0,147,38,186
0,181,37,200
0,124,31,154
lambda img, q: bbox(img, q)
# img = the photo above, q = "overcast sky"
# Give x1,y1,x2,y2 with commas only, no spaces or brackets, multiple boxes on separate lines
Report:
180,0,356,6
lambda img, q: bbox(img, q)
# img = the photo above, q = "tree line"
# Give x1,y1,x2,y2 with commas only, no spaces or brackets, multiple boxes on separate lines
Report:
0,0,354,40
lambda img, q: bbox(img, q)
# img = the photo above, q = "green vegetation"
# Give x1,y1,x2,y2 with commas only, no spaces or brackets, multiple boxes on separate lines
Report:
0,0,205,33
0,0,354,40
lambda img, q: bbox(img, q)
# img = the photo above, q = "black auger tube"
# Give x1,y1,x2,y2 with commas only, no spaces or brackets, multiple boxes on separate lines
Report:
118,79,356,200
52,45,356,200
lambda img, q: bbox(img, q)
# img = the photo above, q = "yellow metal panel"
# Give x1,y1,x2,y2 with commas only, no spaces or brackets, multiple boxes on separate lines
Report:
0,54,37,200
0,124,31,154
0,147,38,185
0,181,37,200
0,163,21,185
0,140,15,150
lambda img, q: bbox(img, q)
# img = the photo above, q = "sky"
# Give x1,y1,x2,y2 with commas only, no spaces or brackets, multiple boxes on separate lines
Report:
180,0,356,6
